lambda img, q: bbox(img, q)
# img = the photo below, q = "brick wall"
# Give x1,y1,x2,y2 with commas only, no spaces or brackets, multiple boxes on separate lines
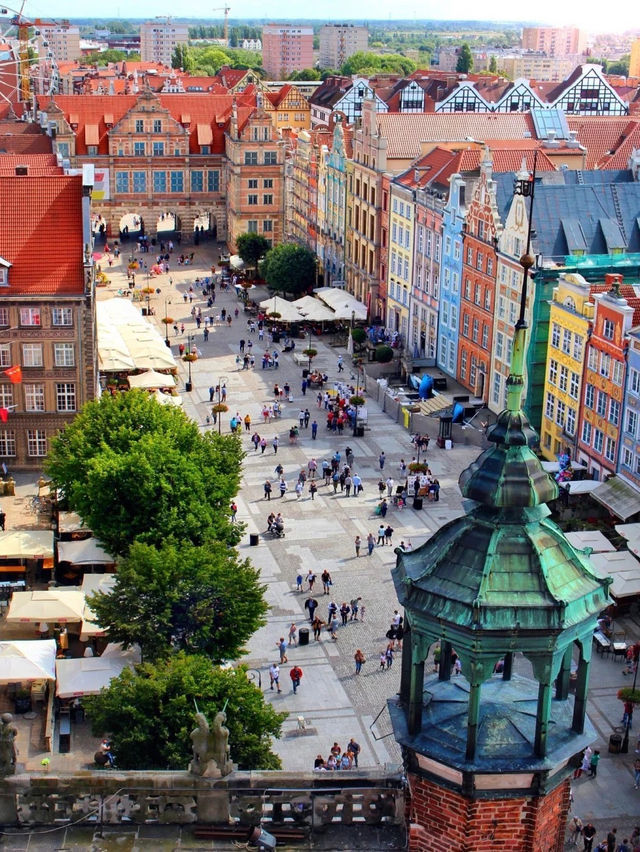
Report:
407,773,570,852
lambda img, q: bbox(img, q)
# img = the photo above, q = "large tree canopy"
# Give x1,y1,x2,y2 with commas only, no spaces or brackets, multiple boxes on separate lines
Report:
88,540,268,663
236,232,270,270
456,43,473,73
340,51,416,77
45,391,243,556
84,653,285,770
260,243,317,296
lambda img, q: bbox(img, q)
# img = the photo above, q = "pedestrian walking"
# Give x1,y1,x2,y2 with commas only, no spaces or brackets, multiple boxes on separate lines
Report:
379,651,386,671
260,437,267,454
295,480,303,499
290,665,303,694
385,644,394,669
304,408,310,427
309,480,317,500
634,757,640,789
337,355,344,372
311,420,318,439
377,524,386,546
350,597,361,620
329,614,339,640
385,524,394,546
304,596,318,622
589,749,600,778
340,602,350,626
574,745,592,779
386,476,394,497
276,637,288,664
288,622,297,646
379,452,386,470
279,478,287,498
354,649,365,675
209,386,215,402
301,378,307,396
352,473,362,496
269,663,281,693
296,573,303,592
606,828,617,852
321,569,332,595
367,533,375,556
273,436,279,454
582,823,596,851
380,498,388,517
312,616,324,640
307,570,317,591
354,535,361,557
569,816,583,846
347,738,360,767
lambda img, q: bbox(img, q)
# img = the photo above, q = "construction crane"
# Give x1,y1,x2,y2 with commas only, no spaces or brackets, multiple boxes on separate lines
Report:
212,5,230,47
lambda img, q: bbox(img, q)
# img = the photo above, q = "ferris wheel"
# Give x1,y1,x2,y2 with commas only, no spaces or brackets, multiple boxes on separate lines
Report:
0,1,60,114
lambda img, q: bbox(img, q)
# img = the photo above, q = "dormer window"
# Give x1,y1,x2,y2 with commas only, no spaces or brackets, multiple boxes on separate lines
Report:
0,258,11,287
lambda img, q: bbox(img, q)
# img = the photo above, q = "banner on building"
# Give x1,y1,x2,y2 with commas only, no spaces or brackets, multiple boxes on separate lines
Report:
67,168,110,201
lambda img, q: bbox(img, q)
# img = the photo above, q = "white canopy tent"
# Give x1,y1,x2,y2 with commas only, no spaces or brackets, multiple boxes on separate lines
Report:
558,480,600,495
97,299,177,373
154,390,183,407
127,370,176,389
313,287,368,321
564,530,616,553
57,539,115,566
589,550,640,599
58,512,88,535
80,573,116,641
0,640,56,682
0,531,53,559
55,643,140,698
6,590,85,624
292,296,336,322
259,295,303,323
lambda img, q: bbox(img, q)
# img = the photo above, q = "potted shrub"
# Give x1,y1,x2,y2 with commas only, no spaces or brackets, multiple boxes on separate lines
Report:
375,344,394,363
14,687,31,714
162,317,174,325
350,395,365,407
351,327,366,349
408,462,428,474
141,287,154,295
268,312,282,320
211,403,228,414
183,353,198,362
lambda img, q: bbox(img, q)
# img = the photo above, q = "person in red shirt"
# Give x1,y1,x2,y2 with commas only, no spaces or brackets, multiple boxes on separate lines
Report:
289,665,303,694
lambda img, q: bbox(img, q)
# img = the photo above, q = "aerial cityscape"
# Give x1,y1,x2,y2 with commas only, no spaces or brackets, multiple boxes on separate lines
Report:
0,6,637,851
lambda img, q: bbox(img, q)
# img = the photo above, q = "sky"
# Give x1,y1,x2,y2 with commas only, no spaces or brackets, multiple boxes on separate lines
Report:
10,0,636,35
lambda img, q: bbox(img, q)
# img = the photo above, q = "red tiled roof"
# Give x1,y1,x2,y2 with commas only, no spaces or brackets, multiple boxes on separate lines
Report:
0,119,52,154
567,116,640,169
0,153,61,176
49,92,257,155
0,174,85,295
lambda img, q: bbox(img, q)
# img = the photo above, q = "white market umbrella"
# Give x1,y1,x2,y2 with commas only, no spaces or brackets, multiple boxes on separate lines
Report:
0,639,56,682
291,296,336,322
55,643,140,698
259,295,303,323
6,590,85,624
0,530,53,559
127,370,176,390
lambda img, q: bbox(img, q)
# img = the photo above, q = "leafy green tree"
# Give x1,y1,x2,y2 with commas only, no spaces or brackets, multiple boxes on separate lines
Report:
260,243,317,297
45,390,243,556
289,67,321,81
608,56,629,75
341,51,416,77
92,49,140,66
489,55,497,73
236,233,270,273
171,44,194,71
88,540,267,663
456,43,473,73
84,653,286,770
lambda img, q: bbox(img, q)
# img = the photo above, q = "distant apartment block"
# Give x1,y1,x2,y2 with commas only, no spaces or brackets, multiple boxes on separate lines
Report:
319,25,368,70
140,19,189,67
521,26,586,57
262,25,313,80
630,39,640,78
36,22,81,63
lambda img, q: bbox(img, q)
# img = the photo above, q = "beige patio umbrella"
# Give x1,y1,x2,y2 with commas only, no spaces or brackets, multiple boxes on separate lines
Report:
127,370,176,389
0,640,56,682
259,295,303,323
6,590,86,624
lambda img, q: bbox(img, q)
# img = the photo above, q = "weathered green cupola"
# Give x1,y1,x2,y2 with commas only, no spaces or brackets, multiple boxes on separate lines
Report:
390,206,611,799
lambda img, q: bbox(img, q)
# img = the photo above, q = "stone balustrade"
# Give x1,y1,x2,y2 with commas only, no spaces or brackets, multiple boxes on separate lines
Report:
0,767,405,835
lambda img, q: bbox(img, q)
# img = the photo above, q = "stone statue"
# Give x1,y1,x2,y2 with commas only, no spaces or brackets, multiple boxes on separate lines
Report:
189,711,233,778
0,713,17,776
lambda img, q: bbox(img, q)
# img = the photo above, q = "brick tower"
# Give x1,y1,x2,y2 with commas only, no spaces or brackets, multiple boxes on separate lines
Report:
389,242,611,851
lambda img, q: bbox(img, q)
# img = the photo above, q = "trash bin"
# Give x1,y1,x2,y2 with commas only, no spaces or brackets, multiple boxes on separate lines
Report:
249,533,259,547
413,497,423,510
299,627,309,646
272,331,281,343
185,381,192,392
302,369,310,378
609,732,622,753
355,424,365,437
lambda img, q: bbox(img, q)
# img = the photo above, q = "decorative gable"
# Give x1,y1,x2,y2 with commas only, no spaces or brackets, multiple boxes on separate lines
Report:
494,81,544,114
436,83,490,114
552,66,628,116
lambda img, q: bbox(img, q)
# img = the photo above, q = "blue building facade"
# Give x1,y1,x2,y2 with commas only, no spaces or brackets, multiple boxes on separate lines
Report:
437,174,465,378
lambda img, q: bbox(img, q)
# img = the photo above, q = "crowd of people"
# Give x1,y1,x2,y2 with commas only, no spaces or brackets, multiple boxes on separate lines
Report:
313,739,361,771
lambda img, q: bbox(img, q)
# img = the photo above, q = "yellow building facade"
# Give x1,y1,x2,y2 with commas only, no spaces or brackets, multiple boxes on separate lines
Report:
386,180,415,337
540,273,594,461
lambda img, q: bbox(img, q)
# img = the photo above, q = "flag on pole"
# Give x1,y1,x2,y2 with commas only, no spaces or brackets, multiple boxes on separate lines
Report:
3,366,21,384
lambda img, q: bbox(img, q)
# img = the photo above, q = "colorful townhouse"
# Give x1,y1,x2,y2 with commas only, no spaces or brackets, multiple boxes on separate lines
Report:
386,174,415,341
318,118,351,287
457,151,502,401
539,273,597,461
575,274,640,480
619,329,640,490
438,175,466,378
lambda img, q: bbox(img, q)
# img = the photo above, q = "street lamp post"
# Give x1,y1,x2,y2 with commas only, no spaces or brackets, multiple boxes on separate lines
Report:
164,297,171,346
621,649,638,753
217,376,227,434
352,359,362,438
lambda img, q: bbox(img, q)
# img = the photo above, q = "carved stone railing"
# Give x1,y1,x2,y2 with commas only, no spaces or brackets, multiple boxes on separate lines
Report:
0,767,405,834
